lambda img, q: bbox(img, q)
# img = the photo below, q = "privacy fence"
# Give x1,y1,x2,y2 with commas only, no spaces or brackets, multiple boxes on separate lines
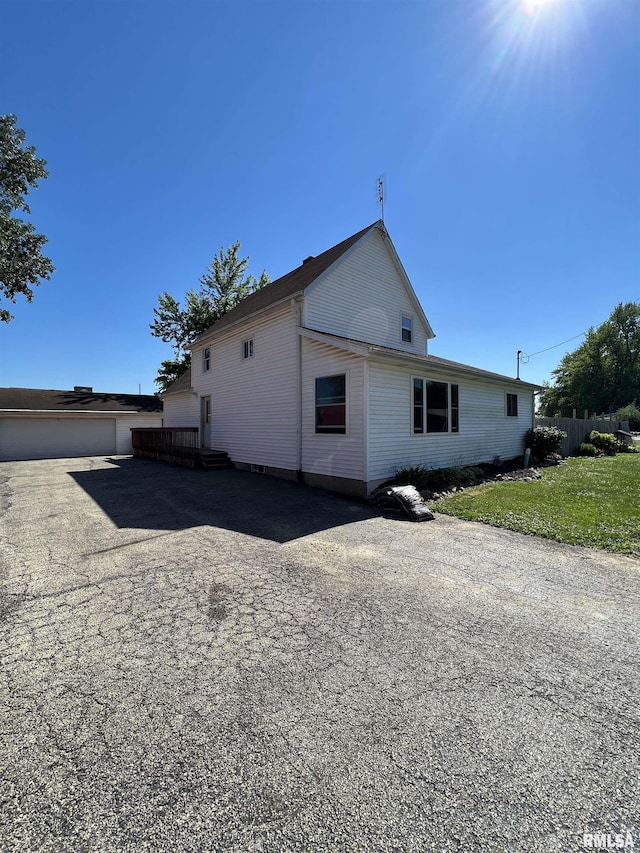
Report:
534,416,631,457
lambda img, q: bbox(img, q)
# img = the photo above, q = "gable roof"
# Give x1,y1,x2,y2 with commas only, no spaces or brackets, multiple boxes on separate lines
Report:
192,221,381,344
0,387,163,414
161,369,192,396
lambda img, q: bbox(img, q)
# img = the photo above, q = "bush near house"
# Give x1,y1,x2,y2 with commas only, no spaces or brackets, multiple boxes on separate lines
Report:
395,464,485,494
578,442,598,457
524,426,567,462
588,431,619,456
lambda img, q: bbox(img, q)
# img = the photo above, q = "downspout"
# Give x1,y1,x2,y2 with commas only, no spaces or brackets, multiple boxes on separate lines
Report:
292,297,305,484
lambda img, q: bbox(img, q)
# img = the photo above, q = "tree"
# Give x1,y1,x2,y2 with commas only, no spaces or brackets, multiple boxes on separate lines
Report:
537,302,640,416
151,241,269,390
0,114,54,322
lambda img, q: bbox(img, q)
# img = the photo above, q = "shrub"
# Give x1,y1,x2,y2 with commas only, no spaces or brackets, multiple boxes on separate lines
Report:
588,431,618,456
395,464,484,493
578,443,598,457
616,404,640,432
525,426,567,461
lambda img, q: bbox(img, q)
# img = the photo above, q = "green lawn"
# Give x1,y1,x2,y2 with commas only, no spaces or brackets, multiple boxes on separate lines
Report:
436,453,640,556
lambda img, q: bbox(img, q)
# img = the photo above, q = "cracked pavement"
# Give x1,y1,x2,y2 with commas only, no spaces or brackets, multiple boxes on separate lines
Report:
0,456,638,852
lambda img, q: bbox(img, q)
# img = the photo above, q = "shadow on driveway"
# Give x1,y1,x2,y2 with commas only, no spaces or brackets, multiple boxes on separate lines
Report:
69,457,378,544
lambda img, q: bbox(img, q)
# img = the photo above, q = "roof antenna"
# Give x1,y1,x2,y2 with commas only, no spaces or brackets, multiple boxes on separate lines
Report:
378,177,385,222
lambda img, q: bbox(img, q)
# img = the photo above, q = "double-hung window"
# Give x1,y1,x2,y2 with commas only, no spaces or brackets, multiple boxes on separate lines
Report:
401,315,413,344
412,377,459,434
315,374,346,434
203,347,211,372
506,393,518,417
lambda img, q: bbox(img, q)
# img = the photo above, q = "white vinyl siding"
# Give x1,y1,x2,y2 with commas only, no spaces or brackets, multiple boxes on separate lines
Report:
162,392,200,428
368,362,534,482
115,416,163,454
192,304,298,470
0,417,116,461
301,339,365,480
304,228,430,354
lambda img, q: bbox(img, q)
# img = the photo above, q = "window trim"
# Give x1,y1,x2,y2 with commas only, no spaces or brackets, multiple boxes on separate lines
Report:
411,376,459,435
401,314,413,345
242,338,254,360
506,392,518,417
315,372,348,436
203,347,211,372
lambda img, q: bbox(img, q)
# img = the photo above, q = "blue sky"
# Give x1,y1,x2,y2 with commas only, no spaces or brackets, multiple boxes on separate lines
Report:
1,0,638,393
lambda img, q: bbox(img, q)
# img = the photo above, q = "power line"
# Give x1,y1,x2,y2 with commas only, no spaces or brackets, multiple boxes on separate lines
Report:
520,299,640,363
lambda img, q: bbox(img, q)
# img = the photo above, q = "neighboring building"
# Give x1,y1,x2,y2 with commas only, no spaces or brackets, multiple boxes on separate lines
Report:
0,387,163,461
162,221,538,496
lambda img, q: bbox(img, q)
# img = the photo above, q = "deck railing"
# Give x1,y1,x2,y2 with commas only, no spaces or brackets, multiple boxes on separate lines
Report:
131,427,199,467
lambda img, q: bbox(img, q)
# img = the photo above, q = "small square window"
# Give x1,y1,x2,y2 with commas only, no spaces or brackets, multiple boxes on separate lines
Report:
243,339,254,359
203,347,211,372
506,393,518,417
401,315,413,344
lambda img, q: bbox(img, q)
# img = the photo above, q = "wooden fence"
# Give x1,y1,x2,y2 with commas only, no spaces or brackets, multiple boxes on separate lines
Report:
131,427,199,468
534,416,631,456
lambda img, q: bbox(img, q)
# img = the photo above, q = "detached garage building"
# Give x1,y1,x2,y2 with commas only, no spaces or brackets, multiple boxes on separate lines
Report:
0,387,163,461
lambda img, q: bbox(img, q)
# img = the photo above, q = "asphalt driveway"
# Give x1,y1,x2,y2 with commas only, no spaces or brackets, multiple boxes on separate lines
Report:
0,457,638,852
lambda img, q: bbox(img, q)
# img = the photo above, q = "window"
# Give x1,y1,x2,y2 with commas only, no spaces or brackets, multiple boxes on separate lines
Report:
315,374,346,434
506,393,518,417
242,339,254,359
203,347,210,372
401,315,413,344
412,378,459,434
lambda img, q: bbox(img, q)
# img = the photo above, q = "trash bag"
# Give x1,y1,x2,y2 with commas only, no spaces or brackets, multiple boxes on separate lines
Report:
368,485,435,522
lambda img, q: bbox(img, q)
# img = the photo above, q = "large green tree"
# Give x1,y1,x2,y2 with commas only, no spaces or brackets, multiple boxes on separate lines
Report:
151,241,269,390
0,114,54,322
537,302,640,416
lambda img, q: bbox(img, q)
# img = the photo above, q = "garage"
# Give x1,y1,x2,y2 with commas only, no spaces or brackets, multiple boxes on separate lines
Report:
0,386,163,462
0,417,117,461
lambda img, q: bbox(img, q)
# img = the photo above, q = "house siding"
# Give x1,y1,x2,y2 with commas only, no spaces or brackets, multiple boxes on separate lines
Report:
368,362,534,484
304,228,430,354
192,304,299,470
115,416,163,454
162,392,200,428
301,339,366,482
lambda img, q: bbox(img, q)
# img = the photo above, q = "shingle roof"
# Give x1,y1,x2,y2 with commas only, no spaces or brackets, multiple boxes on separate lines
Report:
302,329,541,389
193,221,381,343
161,369,192,396
0,388,163,413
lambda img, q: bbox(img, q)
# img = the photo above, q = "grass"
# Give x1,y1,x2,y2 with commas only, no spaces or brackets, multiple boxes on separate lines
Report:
436,453,640,556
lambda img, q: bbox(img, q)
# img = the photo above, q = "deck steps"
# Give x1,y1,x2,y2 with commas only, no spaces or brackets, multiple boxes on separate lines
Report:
198,450,233,471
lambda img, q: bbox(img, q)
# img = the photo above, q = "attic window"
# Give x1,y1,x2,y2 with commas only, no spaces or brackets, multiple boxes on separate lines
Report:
401,315,413,344
243,339,254,359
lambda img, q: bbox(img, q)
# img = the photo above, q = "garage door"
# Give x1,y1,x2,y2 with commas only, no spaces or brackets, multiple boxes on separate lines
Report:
0,418,117,461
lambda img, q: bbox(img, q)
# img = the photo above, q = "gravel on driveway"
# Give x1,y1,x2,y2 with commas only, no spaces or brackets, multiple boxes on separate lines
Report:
0,456,638,852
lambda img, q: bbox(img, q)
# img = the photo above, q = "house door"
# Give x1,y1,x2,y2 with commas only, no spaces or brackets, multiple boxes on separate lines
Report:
200,396,211,449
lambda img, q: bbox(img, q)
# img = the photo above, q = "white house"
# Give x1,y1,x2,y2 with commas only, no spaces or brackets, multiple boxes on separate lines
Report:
0,387,163,461
162,221,538,496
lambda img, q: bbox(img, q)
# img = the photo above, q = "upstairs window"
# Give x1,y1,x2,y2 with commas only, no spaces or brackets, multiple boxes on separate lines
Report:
401,315,413,344
506,393,518,417
413,378,459,434
242,339,254,359
203,347,211,372
315,374,346,434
